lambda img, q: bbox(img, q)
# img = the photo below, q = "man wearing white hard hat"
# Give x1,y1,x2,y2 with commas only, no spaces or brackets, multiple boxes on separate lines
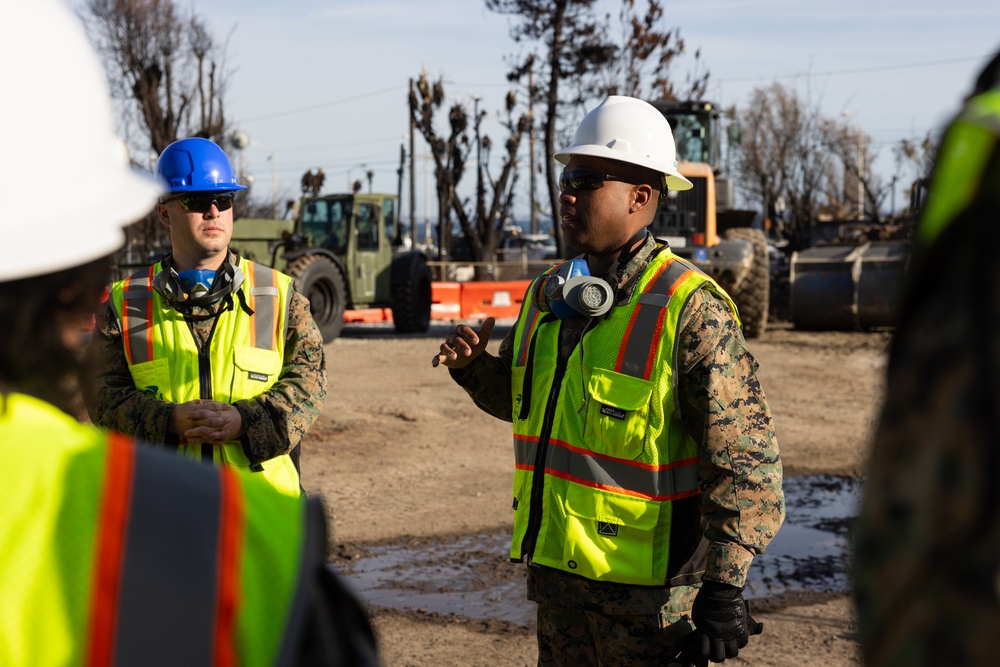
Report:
433,96,784,666
0,2,377,665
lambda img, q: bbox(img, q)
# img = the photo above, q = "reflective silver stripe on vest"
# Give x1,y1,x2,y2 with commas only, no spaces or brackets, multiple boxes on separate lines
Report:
113,446,222,666
250,261,277,351
124,269,154,365
514,435,538,467
515,294,540,367
617,258,703,380
516,436,698,500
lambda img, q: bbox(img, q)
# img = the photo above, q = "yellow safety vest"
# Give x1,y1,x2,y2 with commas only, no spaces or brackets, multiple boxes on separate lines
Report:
110,257,300,496
509,248,739,586
0,392,305,667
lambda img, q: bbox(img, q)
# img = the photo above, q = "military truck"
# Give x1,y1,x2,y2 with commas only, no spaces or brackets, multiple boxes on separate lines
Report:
230,192,432,343
648,100,770,338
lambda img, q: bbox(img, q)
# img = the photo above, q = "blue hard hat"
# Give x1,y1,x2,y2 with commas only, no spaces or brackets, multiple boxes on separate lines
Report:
156,137,247,194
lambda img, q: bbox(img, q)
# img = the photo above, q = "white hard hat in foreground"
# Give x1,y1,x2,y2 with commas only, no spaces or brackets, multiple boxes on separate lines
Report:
555,95,693,192
0,0,163,282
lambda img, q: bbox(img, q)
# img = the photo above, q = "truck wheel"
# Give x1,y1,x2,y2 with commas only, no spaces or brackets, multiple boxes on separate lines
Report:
723,227,769,339
390,253,432,334
287,254,347,343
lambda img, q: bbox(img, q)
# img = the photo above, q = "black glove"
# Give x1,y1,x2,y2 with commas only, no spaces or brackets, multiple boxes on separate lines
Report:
675,580,763,666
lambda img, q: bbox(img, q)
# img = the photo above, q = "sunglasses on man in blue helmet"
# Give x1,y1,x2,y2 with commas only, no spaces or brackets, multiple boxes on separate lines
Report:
159,191,236,213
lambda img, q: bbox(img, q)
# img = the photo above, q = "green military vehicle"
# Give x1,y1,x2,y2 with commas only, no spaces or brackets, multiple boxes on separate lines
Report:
230,192,432,343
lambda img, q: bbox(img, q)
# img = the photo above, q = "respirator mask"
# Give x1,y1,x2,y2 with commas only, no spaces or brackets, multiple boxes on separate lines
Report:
152,255,248,319
533,258,615,319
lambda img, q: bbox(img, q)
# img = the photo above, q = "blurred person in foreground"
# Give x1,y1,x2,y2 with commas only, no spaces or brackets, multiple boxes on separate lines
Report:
852,49,1000,667
83,133,326,498
433,96,784,666
0,2,376,665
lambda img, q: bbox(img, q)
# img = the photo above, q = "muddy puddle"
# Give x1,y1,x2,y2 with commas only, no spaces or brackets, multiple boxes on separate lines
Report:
336,474,863,626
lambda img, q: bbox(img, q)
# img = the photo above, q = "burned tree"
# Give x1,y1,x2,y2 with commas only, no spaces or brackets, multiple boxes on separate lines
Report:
409,71,528,276
82,0,233,153
487,0,707,257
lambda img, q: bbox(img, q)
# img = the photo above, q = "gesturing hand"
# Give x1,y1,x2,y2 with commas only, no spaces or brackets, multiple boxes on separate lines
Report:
431,317,495,369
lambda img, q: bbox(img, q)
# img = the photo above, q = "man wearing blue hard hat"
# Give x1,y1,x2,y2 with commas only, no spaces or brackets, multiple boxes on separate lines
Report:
85,135,327,497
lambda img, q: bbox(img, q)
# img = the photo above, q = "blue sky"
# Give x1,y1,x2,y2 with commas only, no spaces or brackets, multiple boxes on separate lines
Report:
77,0,1000,221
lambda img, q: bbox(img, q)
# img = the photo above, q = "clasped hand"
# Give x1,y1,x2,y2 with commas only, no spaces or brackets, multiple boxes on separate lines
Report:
168,399,245,445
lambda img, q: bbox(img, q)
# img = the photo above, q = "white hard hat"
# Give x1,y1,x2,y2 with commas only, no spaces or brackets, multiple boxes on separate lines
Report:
0,0,163,282
555,96,693,191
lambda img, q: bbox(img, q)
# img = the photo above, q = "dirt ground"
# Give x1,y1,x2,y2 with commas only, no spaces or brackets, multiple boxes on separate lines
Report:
300,319,891,667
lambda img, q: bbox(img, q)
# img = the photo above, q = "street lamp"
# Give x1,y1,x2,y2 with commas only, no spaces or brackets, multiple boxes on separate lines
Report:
230,130,278,218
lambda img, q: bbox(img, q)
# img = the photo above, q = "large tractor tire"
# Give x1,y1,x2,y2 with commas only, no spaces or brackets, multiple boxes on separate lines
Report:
287,254,347,343
390,252,432,334
723,227,769,339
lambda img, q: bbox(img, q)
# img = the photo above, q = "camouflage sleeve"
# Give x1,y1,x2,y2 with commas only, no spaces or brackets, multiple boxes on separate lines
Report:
234,290,327,464
852,150,1000,664
82,299,176,445
448,324,516,422
676,287,785,588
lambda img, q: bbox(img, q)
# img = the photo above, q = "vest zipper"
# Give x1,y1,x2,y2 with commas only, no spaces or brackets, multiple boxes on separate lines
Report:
188,313,221,463
518,315,554,420
519,320,569,559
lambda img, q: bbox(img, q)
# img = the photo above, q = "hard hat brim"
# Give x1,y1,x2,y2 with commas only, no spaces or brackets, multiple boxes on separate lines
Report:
0,167,162,282
554,144,693,192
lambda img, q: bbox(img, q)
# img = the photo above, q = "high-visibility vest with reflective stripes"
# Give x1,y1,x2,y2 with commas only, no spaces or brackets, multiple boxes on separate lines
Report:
508,247,739,586
918,88,1000,246
110,257,299,496
0,392,307,667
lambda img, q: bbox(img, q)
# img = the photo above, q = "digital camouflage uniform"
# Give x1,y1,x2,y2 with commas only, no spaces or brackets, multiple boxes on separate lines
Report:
84,252,327,475
852,67,1000,667
452,234,784,665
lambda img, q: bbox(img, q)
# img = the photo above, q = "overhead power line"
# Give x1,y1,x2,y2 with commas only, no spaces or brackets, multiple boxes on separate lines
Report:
717,54,989,84
239,84,405,123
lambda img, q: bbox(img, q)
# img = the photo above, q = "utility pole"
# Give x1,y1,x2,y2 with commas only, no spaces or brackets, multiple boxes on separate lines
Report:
857,129,865,220
409,78,417,249
267,153,278,219
528,62,538,235
474,96,484,233
397,144,405,243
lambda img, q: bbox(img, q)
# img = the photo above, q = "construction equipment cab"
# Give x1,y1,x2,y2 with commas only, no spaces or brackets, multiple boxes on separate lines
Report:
647,100,770,338
230,192,432,342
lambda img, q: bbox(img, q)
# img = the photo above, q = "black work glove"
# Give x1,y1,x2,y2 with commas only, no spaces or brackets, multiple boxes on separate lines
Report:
675,580,763,666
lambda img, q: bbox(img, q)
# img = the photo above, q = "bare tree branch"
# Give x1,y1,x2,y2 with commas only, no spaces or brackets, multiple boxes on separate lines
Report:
81,0,233,153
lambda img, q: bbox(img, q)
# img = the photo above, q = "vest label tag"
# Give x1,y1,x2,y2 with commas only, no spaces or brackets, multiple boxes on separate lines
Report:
597,521,619,537
600,404,627,421
248,371,269,382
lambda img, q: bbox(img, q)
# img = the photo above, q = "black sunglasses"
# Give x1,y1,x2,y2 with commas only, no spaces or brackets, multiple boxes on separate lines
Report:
559,170,638,192
160,191,236,213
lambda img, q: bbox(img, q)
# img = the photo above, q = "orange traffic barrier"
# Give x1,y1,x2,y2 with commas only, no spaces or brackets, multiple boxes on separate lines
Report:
343,308,392,323
431,282,462,320
342,280,533,325
458,280,530,321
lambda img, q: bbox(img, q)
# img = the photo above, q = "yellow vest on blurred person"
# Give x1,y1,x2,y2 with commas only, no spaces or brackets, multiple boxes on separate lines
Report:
0,392,305,666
